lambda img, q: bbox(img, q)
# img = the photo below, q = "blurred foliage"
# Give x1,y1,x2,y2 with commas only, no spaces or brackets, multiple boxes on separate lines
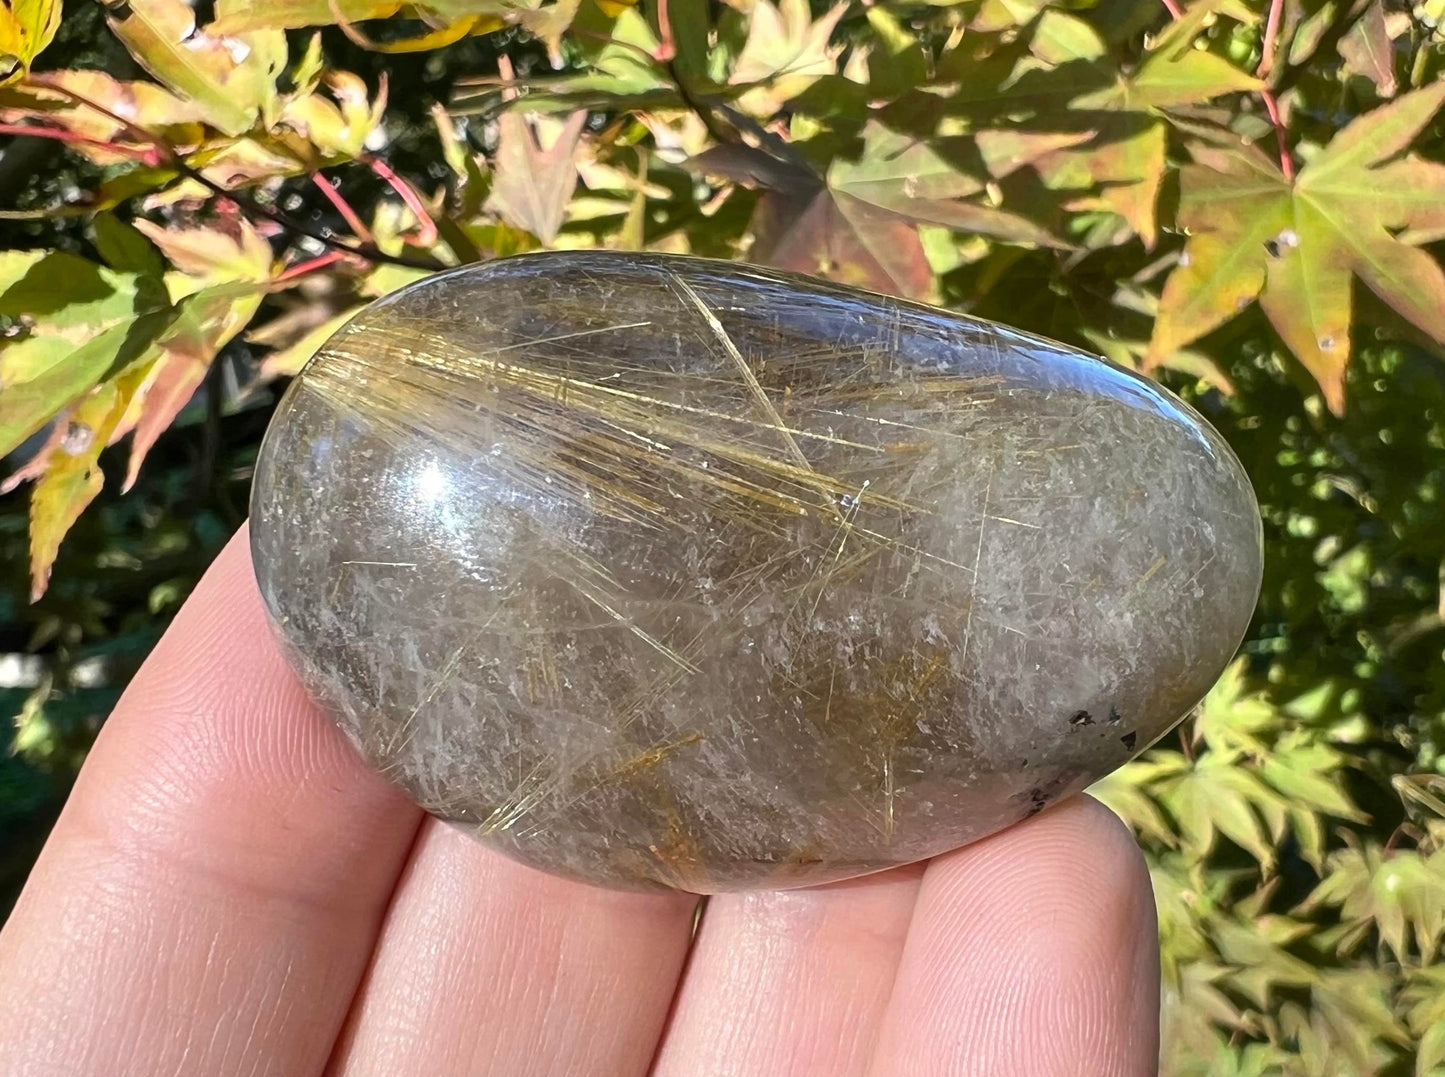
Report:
3,0,1445,1069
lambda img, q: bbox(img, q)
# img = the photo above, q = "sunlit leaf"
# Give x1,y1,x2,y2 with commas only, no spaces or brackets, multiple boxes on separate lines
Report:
487,109,587,244
256,307,360,380
1160,750,1285,867
1302,844,1445,963
277,70,388,161
1403,967,1445,1073
107,0,287,136
11,378,130,600
1306,80,1445,181
131,217,275,285
1065,117,1167,246
972,0,1046,33
120,285,263,489
1256,199,1353,413
730,0,845,112
0,0,61,84
210,0,400,34
0,253,172,456
1150,84,1445,411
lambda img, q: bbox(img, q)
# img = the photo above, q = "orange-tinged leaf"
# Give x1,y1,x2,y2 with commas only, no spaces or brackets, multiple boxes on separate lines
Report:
1374,157,1445,243
1149,233,1262,366
751,185,935,300
1149,142,1311,371
123,283,265,490
973,128,1095,180
1067,118,1167,246
132,217,274,283
1177,144,1290,232
1339,1,1397,97
1238,93,1445,406
1347,230,1445,351
10,379,136,600
2,70,204,164
827,125,1064,248
487,110,586,244
257,307,359,380
1259,203,1353,414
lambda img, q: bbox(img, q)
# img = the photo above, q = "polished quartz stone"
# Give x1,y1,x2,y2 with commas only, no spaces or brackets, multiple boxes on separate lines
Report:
250,251,1262,892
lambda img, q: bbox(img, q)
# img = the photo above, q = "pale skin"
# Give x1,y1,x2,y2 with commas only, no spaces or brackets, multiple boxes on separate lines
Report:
0,529,1161,1076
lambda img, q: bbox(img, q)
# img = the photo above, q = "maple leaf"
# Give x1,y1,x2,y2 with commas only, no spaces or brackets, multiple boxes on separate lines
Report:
106,0,287,137
0,0,60,85
1,357,157,600
1016,15,1261,249
1149,82,1445,413
728,0,845,114
120,283,266,492
0,250,173,457
691,122,1062,300
1339,1,1397,98
487,109,587,244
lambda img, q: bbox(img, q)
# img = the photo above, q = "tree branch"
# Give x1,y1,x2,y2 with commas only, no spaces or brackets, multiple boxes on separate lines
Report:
16,76,446,273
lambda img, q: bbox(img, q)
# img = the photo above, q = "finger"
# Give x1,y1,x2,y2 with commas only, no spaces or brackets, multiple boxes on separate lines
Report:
867,796,1159,1077
327,820,697,1077
0,528,423,1076
649,865,922,1077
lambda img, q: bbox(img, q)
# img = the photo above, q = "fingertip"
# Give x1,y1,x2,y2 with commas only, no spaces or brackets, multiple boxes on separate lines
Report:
870,796,1159,1077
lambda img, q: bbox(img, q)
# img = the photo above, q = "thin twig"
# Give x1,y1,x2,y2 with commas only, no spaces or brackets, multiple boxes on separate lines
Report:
0,122,159,162
1256,0,1295,180
653,0,676,62
1258,0,1285,77
1261,90,1295,180
276,249,358,281
179,163,446,270
365,155,439,245
313,173,374,243
1158,0,1183,20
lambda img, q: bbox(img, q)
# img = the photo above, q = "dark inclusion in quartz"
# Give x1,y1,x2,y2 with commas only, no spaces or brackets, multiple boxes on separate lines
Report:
250,252,1262,893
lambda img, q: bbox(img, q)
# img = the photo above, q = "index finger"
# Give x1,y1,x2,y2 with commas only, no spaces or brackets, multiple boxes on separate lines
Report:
0,528,423,1075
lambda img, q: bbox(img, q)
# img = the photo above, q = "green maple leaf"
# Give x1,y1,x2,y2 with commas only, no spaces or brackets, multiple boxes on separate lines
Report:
1149,82,1445,413
1022,17,1261,249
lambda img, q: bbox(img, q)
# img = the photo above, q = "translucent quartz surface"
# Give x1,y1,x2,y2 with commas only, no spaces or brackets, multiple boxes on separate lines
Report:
250,252,1262,892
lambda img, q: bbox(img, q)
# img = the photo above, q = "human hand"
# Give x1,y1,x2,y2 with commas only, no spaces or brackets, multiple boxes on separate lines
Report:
0,529,1160,1076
